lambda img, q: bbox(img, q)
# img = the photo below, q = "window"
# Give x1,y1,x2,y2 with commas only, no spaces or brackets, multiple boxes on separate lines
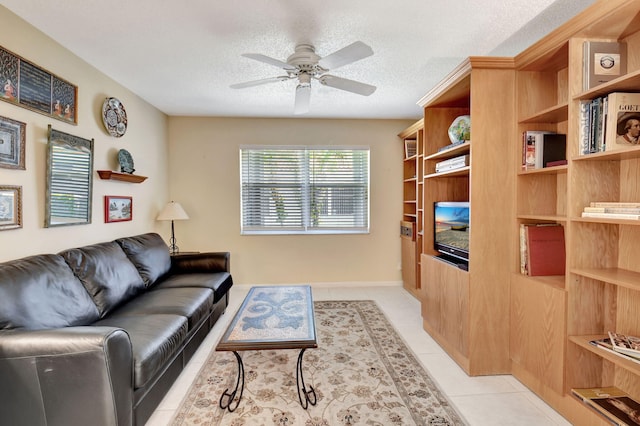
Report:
240,146,369,234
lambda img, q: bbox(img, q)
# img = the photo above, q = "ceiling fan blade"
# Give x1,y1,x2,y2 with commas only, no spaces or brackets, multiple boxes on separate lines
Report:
241,53,296,71
230,76,290,89
319,75,376,96
294,85,311,115
318,41,374,70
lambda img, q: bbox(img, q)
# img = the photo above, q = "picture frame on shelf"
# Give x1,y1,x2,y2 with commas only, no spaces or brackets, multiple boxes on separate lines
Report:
404,139,417,158
104,195,132,223
0,115,26,170
0,185,22,230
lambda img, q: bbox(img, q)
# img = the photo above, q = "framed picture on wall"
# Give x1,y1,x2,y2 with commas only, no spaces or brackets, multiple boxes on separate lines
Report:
0,185,22,230
104,195,132,223
0,115,26,170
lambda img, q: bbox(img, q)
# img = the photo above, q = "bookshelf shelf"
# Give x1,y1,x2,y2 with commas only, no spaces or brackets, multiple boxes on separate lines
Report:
571,268,640,291
424,141,470,160
569,335,640,376
424,166,470,179
518,165,568,176
574,67,640,101
572,145,640,161
519,102,568,124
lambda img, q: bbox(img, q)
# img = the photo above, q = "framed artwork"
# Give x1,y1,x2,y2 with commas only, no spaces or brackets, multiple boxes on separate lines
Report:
0,185,22,230
0,45,78,124
0,115,25,169
104,195,132,223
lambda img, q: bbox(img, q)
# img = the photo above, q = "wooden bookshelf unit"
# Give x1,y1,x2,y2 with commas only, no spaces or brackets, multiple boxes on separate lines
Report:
397,2,640,423
510,1,640,424
416,57,516,376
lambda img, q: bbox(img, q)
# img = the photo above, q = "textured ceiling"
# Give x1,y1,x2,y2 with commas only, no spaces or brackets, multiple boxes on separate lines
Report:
0,0,596,119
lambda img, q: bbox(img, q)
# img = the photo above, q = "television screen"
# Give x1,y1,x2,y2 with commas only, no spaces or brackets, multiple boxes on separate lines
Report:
434,201,470,262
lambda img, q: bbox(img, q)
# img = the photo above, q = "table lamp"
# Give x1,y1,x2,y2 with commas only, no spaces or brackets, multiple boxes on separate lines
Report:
157,201,189,255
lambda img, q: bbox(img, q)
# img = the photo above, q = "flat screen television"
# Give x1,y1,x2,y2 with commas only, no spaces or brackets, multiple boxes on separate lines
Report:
434,201,470,263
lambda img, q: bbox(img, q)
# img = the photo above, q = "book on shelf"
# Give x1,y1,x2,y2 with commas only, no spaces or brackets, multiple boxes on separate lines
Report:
435,154,469,172
591,202,640,208
609,332,640,360
583,41,627,91
589,337,640,365
584,207,640,214
521,130,556,169
520,223,565,276
437,140,469,152
582,212,640,220
579,96,608,154
519,224,528,275
604,92,640,153
572,386,640,426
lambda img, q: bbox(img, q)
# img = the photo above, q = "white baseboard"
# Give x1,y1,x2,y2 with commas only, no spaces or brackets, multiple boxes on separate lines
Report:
235,281,402,290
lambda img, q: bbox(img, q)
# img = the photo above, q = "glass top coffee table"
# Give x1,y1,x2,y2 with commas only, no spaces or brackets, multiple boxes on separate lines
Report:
216,285,317,412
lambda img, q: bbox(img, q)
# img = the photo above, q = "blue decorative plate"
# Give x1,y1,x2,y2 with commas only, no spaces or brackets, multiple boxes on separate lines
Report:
118,149,135,174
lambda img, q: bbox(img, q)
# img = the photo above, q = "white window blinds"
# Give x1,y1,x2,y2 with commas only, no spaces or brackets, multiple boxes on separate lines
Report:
240,146,369,234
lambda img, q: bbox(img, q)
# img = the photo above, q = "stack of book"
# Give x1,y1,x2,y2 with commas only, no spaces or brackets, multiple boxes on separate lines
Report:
572,386,640,425
579,92,640,155
581,202,640,220
521,131,566,170
435,154,469,173
519,223,565,276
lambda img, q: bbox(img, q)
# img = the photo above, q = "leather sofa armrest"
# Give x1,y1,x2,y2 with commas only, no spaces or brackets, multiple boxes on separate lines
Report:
0,326,134,426
170,251,230,273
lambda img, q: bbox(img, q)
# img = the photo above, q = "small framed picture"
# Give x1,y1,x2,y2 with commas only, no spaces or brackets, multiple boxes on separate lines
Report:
404,139,417,159
0,185,22,230
104,195,132,223
0,115,26,170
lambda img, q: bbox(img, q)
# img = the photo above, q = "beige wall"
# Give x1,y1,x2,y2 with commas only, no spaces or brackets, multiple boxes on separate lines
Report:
0,7,169,261
167,117,411,285
0,5,414,287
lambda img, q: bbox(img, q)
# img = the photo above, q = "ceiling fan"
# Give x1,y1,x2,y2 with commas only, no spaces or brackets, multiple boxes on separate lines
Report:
230,41,376,114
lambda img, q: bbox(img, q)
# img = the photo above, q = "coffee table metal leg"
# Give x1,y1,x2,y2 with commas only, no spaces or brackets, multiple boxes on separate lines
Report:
296,348,316,409
219,351,244,412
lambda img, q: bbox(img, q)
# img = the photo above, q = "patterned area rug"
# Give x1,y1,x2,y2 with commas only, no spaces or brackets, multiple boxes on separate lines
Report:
172,300,466,425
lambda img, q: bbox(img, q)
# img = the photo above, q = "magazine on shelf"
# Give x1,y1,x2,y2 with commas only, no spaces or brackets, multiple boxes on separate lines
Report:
591,202,640,208
582,212,640,220
609,332,640,360
590,337,640,365
572,386,640,426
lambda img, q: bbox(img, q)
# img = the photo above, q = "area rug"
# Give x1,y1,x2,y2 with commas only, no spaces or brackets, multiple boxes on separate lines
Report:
171,300,466,425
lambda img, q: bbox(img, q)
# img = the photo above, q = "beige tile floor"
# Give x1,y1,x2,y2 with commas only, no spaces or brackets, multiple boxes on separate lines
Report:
146,284,572,426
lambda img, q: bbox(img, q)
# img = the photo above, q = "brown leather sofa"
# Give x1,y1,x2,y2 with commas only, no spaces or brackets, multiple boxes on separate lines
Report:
0,233,233,426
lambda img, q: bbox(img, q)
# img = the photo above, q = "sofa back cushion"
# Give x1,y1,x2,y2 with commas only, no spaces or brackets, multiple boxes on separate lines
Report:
0,254,100,330
116,233,171,287
60,241,146,317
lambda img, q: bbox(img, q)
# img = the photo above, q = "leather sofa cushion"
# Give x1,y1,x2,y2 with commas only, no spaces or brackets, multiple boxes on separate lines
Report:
0,254,100,330
154,272,233,303
60,242,146,317
94,314,188,389
106,287,213,331
116,233,171,287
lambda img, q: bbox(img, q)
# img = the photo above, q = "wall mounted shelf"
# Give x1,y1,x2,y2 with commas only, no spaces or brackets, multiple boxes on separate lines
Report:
97,170,147,183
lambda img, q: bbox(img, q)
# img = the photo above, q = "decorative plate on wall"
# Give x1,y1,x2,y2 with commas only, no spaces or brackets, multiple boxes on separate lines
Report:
102,97,128,137
118,149,135,174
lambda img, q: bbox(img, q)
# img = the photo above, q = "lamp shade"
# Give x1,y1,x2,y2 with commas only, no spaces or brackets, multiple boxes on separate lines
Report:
156,201,189,221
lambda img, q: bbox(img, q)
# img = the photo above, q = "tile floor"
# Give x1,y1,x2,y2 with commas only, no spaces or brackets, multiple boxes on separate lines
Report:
146,284,572,426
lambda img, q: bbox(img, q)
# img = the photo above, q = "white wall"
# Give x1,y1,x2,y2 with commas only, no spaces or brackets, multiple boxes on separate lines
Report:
0,7,169,261
167,117,411,285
